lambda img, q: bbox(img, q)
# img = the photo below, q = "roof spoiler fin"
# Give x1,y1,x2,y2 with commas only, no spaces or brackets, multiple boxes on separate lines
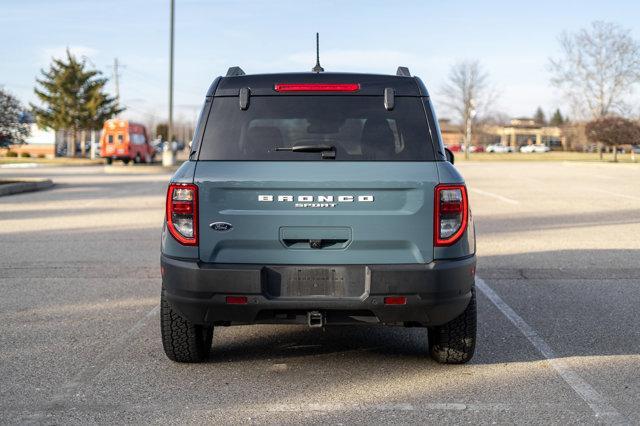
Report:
396,66,411,77
226,66,246,77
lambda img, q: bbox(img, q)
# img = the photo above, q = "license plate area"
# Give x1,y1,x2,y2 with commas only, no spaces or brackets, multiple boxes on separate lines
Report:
264,266,366,298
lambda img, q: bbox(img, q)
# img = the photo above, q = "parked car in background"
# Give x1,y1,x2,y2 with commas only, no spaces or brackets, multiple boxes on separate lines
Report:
520,144,551,153
486,144,512,153
445,144,462,152
461,145,485,153
151,138,164,155
632,145,640,154
91,141,101,157
100,119,156,164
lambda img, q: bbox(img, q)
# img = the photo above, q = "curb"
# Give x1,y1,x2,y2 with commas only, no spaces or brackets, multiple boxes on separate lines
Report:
0,179,54,196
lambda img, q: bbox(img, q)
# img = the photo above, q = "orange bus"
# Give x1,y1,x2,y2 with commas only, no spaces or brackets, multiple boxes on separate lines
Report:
100,119,155,164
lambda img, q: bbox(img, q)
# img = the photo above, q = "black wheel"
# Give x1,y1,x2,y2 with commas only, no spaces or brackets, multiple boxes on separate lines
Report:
134,154,141,164
122,158,130,165
428,288,477,364
105,157,113,165
160,290,213,363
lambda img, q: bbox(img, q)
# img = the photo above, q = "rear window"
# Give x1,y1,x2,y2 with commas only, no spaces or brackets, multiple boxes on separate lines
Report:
198,96,434,161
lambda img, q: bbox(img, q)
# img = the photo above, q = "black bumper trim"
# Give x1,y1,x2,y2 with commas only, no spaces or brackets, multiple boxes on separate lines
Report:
161,255,476,326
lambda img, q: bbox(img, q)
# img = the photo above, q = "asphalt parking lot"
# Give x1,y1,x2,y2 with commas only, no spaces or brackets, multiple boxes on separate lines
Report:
1,161,639,424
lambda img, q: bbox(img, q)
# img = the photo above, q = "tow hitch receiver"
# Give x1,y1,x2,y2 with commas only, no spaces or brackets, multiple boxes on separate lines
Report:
307,311,324,328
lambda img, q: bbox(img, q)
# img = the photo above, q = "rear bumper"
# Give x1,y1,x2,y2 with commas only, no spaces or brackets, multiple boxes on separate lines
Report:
161,254,476,327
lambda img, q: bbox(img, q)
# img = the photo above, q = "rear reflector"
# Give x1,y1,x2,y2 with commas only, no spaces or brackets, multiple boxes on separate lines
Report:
274,83,360,92
226,296,248,305
384,296,407,305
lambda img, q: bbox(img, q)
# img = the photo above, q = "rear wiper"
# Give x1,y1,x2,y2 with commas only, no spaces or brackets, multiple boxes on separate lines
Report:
275,144,336,159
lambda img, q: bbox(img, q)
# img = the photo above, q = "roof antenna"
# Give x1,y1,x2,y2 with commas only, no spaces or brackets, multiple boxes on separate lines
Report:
312,32,324,73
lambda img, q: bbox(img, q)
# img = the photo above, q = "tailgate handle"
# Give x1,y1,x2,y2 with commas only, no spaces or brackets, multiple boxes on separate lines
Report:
280,227,352,250
283,238,348,249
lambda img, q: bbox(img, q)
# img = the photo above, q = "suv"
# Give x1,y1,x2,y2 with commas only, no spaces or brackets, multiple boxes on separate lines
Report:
160,67,477,364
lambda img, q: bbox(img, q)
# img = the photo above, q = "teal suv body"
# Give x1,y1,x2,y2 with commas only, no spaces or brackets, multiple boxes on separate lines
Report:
161,68,477,364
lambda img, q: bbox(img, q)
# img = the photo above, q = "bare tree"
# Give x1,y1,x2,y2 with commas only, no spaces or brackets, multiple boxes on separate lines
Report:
439,60,492,159
549,21,640,120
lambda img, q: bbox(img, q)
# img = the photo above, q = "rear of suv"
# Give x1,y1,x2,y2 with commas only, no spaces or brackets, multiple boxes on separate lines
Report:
161,67,477,364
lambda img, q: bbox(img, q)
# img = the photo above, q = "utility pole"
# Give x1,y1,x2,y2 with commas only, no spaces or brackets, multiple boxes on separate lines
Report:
163,0,177,166
113,58,120,102
168,0,175,145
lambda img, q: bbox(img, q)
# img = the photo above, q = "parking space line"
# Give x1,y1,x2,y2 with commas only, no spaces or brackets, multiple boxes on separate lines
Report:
467,187,520,205
475,277,627,424
47,304,160,410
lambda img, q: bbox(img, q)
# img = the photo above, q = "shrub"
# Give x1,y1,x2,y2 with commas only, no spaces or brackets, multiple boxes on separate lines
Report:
19,152,31,158
37,154,46,159
6,151,18,157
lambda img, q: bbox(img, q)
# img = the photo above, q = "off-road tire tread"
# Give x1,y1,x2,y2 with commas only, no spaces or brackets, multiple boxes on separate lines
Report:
160,291,213,363
428,288,477,364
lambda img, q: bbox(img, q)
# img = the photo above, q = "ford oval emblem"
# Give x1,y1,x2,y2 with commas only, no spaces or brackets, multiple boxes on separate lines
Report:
210,222,233,232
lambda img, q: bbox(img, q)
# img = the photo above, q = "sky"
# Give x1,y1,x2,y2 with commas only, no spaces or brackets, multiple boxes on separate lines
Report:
2,0,640,125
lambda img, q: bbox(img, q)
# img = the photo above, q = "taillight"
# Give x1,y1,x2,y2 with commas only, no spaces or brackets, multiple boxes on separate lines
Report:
166,183,198,246
434,184,468,246
274,83,360,92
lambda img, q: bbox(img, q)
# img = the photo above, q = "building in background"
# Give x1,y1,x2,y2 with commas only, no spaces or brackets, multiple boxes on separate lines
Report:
439,118,566,150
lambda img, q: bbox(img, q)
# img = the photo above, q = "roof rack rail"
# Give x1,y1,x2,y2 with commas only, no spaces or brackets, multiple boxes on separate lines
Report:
396,66,411,77
226,66,246,77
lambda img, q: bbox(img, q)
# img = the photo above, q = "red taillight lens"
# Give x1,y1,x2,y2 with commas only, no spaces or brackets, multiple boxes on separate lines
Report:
434,184,468,247
274,83,360,92
166,183,198,246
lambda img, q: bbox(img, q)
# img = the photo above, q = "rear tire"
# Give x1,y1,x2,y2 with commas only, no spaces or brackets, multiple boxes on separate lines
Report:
160,290,213,363
123,158,130,165
134,154,141,164
105,157,112,165
428,288,477,364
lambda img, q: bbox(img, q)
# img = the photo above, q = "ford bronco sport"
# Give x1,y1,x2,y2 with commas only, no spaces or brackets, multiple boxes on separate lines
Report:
161,66,477,364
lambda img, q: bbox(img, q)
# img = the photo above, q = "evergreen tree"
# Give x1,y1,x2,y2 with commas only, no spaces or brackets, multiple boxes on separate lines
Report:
549,109,566,126
533,107,547,125
0,89,30,148
31,49,123,156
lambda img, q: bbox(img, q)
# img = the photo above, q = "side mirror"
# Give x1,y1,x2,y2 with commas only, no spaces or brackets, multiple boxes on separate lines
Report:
444,147,455,164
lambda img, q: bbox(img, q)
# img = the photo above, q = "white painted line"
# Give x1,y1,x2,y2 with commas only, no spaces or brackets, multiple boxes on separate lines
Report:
49,304,160,406
475,277,626,423
468,187,520,205
200,401,570,413
589,187,640,202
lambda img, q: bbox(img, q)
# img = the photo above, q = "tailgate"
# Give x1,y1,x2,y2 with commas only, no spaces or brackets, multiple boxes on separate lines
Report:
195,161,438,265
